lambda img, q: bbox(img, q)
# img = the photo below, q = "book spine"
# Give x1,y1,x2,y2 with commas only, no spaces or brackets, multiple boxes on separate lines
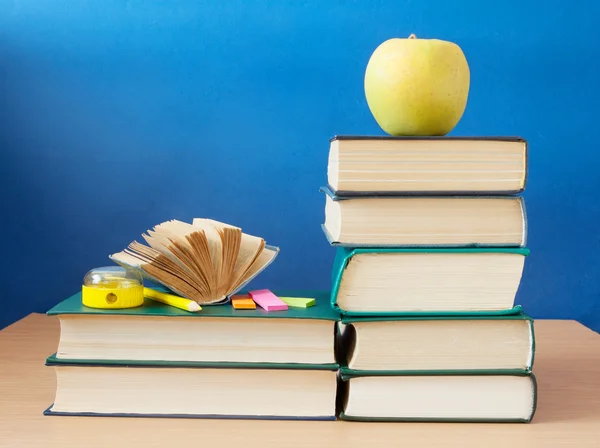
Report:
338,373,537,423
330,247,529,317
330,247,353,311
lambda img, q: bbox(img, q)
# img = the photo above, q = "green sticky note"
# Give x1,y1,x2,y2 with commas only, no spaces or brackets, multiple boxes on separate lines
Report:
278,297,315,308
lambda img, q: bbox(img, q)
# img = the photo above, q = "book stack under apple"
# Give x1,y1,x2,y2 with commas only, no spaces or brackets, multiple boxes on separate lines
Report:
322,135,537,422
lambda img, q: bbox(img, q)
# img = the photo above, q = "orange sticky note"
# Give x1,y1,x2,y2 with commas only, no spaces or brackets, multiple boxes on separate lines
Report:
232,295,256,310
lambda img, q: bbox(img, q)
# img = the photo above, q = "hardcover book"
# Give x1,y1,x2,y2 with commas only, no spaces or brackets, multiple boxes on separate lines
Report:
337,313,535,374
337,371,537,423
330,247,529,316
44,360,338,420
47,290,340,366
320,185,527,248
327,135,528,195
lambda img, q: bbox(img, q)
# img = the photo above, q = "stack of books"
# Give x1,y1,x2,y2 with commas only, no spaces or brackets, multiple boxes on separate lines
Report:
42,137,536,423
44,292,340,419
43,219,342,420
322,135,537,423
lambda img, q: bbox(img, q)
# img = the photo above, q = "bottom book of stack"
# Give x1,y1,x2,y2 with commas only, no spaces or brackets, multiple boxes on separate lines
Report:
44,291,340,420
45,358,338,420
336,314,537,422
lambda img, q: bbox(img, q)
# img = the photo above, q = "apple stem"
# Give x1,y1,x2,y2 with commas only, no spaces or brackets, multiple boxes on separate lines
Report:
408,34,417,39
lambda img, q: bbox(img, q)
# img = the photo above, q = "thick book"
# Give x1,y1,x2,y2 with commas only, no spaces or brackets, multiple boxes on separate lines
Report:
337,314,535,374
327,135,528,195
47,290,340,366
338,371,537,423
331,247,529,316
110,218,279,305
321,185,527,247
44,360,338,420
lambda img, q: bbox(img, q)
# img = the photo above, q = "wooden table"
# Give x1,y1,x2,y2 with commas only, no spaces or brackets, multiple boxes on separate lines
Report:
1,314,599,447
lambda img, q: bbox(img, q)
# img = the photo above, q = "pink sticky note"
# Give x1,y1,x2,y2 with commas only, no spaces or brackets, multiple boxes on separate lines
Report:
248,289,288,311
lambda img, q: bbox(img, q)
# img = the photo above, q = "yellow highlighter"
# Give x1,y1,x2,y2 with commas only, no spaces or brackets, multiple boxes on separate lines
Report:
143,288,202,312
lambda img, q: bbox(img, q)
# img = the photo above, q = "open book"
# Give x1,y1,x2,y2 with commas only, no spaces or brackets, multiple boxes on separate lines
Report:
109,219,279,305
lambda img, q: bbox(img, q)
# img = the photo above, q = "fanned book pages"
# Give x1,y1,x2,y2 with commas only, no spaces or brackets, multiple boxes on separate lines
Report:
110,219,278,305
327,135,528,195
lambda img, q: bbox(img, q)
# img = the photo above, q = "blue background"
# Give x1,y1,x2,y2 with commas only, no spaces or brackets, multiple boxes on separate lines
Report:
1,1,599,331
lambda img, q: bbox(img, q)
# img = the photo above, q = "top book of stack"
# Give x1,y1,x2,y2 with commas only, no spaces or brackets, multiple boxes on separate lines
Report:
327,135,528,196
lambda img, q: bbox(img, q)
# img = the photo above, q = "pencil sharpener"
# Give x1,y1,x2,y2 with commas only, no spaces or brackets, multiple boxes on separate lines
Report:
82,266,144,309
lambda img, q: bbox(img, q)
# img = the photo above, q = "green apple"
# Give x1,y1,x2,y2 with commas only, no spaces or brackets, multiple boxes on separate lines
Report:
364,34,470,136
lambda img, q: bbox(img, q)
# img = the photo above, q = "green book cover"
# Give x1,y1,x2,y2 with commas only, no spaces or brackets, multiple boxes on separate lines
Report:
331,247,530,317
45,353,339,371
339,368,535,381
340,312,534,324
337,371,537,423
338,313,535,375
48,289,341,321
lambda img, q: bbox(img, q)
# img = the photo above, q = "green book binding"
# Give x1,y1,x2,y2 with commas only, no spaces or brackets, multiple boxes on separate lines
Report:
340,312,534,324
339,368,535,381
48,289,340,321
337,371,537,423
338,313,535,375
45,353,339,371
331,247,530,317
339,365,533,377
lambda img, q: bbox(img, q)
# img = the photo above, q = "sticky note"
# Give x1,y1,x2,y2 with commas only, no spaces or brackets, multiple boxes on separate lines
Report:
278,297,315,308
248,289,288,311
231,295,256,310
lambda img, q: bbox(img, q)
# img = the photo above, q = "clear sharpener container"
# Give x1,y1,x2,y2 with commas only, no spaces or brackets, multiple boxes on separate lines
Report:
82,266,144,309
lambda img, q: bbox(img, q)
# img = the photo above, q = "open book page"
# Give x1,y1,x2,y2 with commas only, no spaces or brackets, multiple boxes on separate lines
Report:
110,244,210,303
228,245,279,295
192,219,244,300
231,234,264,287
187,219,229,299
228,230,265,290
141,229,198,279
193,219,265,295
217,226,241,299
146,220,218,299
110,219,278,305
127,241,210,298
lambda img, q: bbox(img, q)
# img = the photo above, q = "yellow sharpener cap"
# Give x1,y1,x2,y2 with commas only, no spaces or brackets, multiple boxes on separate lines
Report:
81,266,144,309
